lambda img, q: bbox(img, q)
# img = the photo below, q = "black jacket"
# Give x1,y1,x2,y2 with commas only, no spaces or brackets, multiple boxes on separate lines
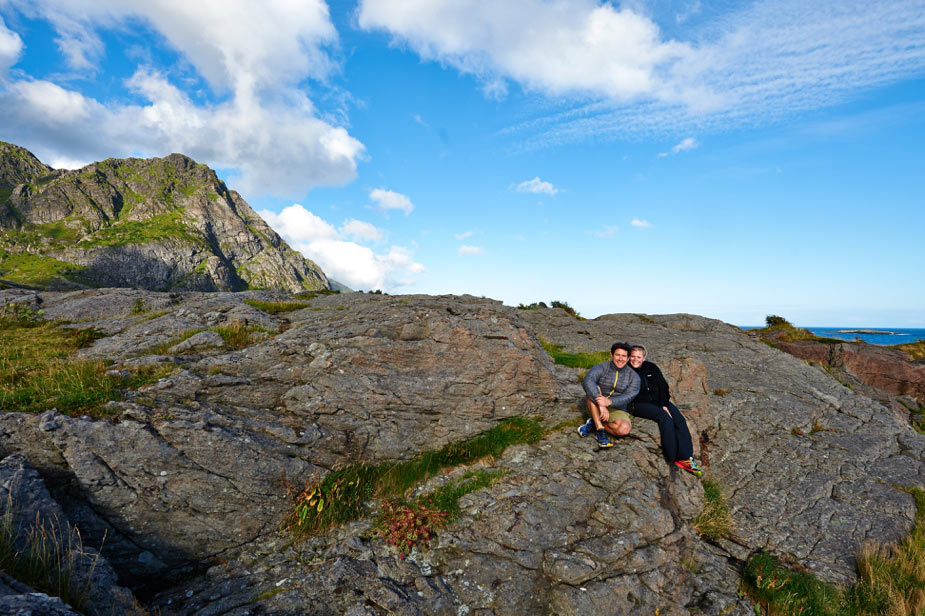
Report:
630,360,671,407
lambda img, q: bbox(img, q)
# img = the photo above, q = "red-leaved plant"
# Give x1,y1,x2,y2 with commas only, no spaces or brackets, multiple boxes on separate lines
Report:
376,499,449,558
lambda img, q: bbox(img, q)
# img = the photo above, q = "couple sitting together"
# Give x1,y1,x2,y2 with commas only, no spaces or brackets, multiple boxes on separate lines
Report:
577,342,702,476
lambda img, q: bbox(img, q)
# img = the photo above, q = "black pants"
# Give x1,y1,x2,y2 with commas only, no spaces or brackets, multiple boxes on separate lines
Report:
630,401,693,463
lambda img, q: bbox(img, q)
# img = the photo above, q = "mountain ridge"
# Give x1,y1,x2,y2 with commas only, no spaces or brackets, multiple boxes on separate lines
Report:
0,142,329,293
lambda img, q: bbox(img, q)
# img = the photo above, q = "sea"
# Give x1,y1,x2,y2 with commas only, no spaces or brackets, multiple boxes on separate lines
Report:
741,326,925,347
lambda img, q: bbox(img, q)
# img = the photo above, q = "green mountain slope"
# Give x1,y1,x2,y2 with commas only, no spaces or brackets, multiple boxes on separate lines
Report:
0,142,328,292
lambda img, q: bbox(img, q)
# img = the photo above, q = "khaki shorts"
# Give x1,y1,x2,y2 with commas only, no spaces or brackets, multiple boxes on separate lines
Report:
605,410,632,426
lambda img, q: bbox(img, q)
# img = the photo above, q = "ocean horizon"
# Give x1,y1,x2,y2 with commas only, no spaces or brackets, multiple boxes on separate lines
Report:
739,326,925,346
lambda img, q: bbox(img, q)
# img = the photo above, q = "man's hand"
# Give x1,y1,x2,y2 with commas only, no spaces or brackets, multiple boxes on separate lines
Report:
599,407,610,423
595,395,610,407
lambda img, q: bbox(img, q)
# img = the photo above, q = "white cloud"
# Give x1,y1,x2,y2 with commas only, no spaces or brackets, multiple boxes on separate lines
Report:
592,225,619,238
0,16,23,76
341,219,384,242
631,218,652,228
658,136,699,156
359,0,925,144
454,231,473,240
458,244,484,255
672,137,698,153
516,177,558,195
370,188,414,215
259,204,423,291
0,0,363,198
358,0,696,103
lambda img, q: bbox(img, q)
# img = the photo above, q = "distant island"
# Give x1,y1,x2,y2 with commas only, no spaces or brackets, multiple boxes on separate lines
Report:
836,329,902,335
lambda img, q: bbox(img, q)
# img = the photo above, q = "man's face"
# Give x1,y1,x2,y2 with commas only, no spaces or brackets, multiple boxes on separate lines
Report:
629,349,645,369
611,348,629,369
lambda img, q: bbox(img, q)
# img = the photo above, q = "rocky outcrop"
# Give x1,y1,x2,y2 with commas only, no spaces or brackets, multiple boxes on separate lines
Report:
0,291,922,615
0,142,329,293
773,339,925,401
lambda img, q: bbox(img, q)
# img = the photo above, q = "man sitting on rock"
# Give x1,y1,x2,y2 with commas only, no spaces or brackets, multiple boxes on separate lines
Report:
577,342,641,448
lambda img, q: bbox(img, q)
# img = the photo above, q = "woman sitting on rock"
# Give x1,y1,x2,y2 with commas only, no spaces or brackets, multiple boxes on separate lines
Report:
628,345,702,476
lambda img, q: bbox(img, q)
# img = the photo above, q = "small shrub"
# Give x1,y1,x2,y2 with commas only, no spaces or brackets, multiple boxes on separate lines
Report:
765,315,791,328
713,388,729,397
517,301,548,310
694,479,732,540
550,300,581,318
130,298,148,315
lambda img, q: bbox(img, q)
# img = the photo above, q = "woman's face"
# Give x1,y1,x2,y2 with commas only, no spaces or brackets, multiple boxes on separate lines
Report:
629,349,645,368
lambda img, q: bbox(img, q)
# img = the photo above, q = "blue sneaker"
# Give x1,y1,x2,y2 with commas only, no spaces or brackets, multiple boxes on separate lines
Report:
577,417,594,438
596,429,614,449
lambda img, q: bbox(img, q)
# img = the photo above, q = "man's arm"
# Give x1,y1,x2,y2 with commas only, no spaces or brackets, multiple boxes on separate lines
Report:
582,363,605,400
608,368,640,409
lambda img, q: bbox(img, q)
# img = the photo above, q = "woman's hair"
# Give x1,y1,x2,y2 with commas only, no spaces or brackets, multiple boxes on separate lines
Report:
630,344,647,356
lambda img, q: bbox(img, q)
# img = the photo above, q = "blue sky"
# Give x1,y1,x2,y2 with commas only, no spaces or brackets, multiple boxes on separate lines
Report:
1,0,923,326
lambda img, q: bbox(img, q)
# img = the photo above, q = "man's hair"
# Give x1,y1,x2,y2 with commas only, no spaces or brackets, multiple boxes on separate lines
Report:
610,342,632,355
630,344,646,356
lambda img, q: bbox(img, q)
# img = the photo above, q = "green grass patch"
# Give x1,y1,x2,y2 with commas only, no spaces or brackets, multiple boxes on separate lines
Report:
694,478,732,540
0,316,175,416
0,252,86,287
33,221,78,243
540,339,610,369
289,417,545,538
0,186,12,205
744,486,925,616
79,209,202,248
243,299,311,314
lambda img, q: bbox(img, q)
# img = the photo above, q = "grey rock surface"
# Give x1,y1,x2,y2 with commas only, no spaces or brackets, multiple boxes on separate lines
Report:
0,292,922,615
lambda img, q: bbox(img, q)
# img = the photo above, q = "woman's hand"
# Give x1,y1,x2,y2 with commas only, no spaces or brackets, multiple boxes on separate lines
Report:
663,406,672,418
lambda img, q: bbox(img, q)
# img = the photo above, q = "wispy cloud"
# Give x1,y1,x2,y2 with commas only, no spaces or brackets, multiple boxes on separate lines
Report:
631,218,651,228
592,225,619,238
515,176,558,195
359,0,925,145
370,188,414,215
458,244,484,255
454,230,473,240
658,137,699,156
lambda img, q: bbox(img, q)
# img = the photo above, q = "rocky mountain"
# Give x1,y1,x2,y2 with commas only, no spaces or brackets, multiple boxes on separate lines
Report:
0,288,922,615
0,142,329,293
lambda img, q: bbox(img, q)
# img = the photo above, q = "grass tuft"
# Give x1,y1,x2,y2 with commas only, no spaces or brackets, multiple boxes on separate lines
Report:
743,486,925,616
893,340,925,361
0,500,101,614
243,299,311,314
694,478,732,540
289,417,544,539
